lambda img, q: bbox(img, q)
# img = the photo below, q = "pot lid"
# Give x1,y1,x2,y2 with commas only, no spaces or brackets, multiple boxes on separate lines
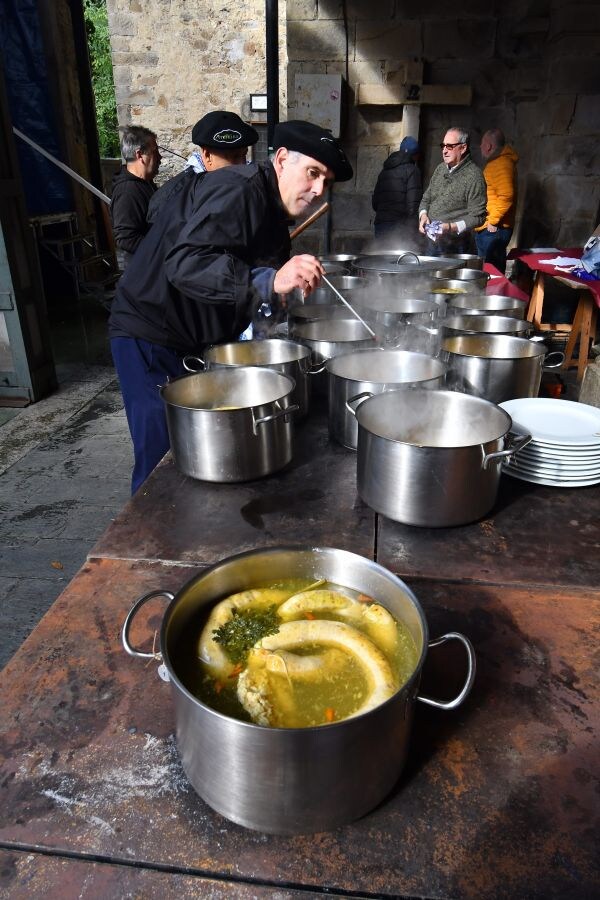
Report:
352,254,461,275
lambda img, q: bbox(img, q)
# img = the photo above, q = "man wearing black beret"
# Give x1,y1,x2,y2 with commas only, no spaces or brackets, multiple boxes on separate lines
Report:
147,111,259,224
109,118,353,493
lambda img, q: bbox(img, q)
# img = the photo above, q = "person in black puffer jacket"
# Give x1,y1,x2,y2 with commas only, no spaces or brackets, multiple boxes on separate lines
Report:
372,136,421,240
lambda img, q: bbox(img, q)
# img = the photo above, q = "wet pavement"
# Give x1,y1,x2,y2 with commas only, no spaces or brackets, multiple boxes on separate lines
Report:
0,298,132,668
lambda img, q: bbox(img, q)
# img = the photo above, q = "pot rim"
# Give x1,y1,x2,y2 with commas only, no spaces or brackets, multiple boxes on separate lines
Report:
159,545,430,732
442,334,545,360
327,348,447,383
355,388,513,447
160,367,296,412
205,338,312,365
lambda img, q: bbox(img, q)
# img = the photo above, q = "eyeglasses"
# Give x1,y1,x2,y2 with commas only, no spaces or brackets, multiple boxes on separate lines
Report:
439,142,465,149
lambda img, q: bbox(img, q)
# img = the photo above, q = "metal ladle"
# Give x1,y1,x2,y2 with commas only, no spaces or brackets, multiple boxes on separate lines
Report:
320,274,376,337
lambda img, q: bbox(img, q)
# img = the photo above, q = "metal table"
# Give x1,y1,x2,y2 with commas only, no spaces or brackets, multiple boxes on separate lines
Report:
1,404,599,898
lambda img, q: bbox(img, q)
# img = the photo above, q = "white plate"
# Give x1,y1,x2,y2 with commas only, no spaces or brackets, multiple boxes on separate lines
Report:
521,444,600,461
516,450,600,470
506,459,600,478
500,398,600,447
502,467,600,488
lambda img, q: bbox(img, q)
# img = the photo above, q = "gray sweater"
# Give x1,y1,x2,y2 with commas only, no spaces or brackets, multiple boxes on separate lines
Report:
419,155,487,231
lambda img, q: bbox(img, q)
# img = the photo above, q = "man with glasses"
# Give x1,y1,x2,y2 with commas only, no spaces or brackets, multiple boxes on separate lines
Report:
109,120,353,494
418,126,486,253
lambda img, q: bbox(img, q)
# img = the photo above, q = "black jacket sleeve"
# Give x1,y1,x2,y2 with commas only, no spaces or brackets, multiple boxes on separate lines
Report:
110,181,153,254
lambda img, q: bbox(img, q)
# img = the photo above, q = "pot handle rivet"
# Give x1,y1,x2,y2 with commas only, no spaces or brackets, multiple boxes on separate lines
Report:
122,590,175,660
417,632,476,710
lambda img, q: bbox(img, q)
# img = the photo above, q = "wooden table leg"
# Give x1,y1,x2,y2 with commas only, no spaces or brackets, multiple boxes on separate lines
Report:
527,272,545,326
562,291,597,383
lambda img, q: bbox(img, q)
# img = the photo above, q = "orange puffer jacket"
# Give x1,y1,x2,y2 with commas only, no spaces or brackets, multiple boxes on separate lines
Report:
476,145,518,230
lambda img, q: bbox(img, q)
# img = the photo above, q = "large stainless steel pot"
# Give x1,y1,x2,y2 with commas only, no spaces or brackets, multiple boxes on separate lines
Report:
441,334,565,403
160,367,298,482
320,254,357,272
439,314,534,339
434,267,489,289
122,546,475,834
294,319,378,392
353,389,531,527
445,253,483,270
295,275,366,306
288,302,354,329
446,294,526,319
430,278,481,296
356,296,440,347
352,253,461,277
328,349,447,449
184,339,311,417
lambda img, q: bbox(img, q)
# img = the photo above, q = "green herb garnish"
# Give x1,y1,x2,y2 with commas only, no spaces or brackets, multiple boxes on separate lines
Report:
212,605,280,664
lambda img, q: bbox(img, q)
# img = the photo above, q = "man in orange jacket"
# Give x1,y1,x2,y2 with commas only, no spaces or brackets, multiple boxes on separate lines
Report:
475,129,518,273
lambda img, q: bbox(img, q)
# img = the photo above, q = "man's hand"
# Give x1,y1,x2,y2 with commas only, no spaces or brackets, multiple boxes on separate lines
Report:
418,212,430,234
274,254,325,296
486,224,498,233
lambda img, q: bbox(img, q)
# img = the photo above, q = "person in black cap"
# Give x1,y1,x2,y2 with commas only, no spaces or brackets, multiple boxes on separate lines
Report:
109,118,353,494
371,135,422,241
147,111,259,224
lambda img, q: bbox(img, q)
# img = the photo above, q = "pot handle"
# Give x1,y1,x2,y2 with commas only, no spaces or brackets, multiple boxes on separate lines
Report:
483,430,532,469
396,251,420,266
183,355,205,372
346,391,374,416
417,632,476,710
543,350,565,369
253,403,300,433
308,360,328,375
122,590,174,659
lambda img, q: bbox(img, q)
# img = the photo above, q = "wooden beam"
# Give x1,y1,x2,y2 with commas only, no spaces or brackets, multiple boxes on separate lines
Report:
355,83,472,106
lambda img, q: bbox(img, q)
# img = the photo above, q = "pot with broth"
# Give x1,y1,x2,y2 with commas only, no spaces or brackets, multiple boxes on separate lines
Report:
122,547,475,834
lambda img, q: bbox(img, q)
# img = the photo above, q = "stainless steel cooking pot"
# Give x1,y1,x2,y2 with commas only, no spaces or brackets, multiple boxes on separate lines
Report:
160,367,298,482
430,278,481,296
297,275,367,306
328,349,447,449
353,389,531,527
358,296,440,344
434,267,490,289
446,294,526,319
122,546,475,834
320,254,357,272
184,339,311,418
439,314,534,339
445,253,483,270
352,253,461,277
288,303,354,328
293,319,378,392
441,334,565,403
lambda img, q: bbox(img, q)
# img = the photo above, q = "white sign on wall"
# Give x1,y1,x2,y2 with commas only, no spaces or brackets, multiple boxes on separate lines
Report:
294,74,342,137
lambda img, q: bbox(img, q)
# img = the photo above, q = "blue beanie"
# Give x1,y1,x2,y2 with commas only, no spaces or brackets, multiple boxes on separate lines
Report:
400,136,419,154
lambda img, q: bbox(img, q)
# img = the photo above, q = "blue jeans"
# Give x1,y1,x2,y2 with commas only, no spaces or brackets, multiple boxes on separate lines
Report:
111,337,186,494
474,227,512,274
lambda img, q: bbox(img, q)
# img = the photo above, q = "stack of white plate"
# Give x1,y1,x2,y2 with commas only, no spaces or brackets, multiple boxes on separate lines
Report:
499,398,600,487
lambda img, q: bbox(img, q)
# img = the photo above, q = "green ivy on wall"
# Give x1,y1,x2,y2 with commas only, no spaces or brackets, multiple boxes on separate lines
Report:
84,0,119,158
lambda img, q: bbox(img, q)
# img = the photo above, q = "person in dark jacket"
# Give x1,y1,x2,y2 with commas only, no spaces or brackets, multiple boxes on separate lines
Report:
147,111,259,226
110,126,161,267
109,120,353,494
371,136,421,240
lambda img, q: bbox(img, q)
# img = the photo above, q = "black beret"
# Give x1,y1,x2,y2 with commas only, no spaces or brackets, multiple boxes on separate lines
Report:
272,120,353,182
191,111,258,149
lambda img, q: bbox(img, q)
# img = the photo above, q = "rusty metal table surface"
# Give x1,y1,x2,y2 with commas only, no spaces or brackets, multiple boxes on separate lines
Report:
89,401,600,591
90,404,376,567
1,558,598,899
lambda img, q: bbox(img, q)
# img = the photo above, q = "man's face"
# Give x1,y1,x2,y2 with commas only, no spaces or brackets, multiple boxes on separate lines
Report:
441,130,467,167
140,138,161,180
480,134,494,160
274,149,334,217
201,146,249,170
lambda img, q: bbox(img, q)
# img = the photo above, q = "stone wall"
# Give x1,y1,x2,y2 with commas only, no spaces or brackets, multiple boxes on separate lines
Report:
107,0,600,252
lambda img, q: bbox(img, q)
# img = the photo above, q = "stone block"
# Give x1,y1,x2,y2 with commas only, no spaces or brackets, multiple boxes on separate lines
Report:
346,106,407,146
536,135,599,176
423,20,495,60
111,51,159,66
111,64,132,86
570,95,600,135
355,144,388,193
551,3,600,35
341,0,395,19
549,58,600,93
287,21,351,60
548,35,600,57
495,17,549,60
107,12,137,37
332,191,376,231
286,0,318,19
356,21,422,61
579,360,600,409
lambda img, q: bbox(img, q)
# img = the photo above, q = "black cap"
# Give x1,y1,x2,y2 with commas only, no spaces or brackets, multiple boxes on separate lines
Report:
191,111,259,149
272,120,353,182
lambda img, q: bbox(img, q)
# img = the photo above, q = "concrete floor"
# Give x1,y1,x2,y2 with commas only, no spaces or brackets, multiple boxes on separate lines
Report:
0,295,132,668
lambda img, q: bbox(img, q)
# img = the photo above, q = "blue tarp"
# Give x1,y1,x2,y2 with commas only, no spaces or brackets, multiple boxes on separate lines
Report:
0,0,73,214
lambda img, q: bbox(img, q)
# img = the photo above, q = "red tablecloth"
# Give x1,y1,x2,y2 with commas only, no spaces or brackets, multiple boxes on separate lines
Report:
483,263,529,302
509,248,600,308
